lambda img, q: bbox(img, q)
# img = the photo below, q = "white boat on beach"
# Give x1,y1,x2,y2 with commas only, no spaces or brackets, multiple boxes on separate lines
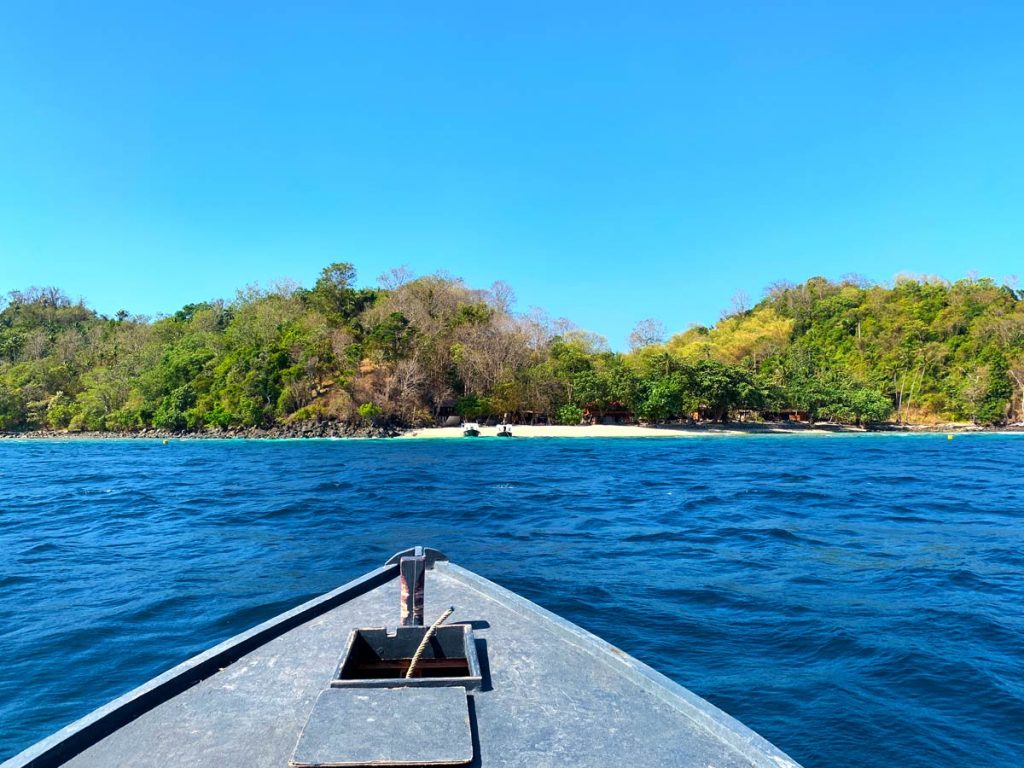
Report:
462,422,481,437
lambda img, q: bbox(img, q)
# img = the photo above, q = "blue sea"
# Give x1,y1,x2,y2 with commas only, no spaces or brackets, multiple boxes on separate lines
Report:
1,435,1022,766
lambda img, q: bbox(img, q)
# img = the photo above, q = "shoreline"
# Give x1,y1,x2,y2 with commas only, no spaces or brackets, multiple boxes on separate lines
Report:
397,422,1024,439
398,423,858,438
2,422,1022,440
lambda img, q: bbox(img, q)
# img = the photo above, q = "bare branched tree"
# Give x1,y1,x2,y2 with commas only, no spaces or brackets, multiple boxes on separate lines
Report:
720,291,750,320
488,281,516,313
378,266,415,291
628,318,666,351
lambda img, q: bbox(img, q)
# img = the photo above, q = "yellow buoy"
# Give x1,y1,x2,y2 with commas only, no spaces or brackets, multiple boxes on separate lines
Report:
947,434,954,440
163,439,169,444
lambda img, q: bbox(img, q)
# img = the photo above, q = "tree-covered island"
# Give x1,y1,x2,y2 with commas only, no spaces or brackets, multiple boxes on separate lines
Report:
1,266,1022,435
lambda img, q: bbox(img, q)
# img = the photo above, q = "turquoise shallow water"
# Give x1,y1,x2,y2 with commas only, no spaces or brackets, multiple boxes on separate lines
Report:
1,435,1022,766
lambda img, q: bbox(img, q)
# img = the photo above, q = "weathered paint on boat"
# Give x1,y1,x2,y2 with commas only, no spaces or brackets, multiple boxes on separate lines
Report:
2,548,802,768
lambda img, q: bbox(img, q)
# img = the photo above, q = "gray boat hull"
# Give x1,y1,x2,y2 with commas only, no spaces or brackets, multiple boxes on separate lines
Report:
3,550,801,768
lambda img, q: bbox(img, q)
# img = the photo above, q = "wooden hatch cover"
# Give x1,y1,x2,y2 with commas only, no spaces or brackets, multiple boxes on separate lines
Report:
289,687,473,767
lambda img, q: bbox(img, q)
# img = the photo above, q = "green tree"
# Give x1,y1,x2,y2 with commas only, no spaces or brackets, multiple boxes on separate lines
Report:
367,313,415,362
692,360,745,422
309,263,379,325
636,375,685,423
357,401,383,424
555,403,584,425
0,381,26,430
455,393,488,419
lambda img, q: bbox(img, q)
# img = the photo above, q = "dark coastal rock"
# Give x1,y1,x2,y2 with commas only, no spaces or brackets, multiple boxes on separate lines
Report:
0,419,402,440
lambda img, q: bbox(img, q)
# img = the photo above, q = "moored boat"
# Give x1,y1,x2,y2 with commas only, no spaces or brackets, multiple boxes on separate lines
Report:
496,423,513,437
3,547,802,768
462,422,481,437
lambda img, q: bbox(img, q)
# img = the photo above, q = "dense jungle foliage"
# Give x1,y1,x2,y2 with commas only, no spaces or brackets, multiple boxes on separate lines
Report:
1,266,1022,432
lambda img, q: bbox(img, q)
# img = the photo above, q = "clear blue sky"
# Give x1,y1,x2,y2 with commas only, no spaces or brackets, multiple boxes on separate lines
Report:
2,2,1023,348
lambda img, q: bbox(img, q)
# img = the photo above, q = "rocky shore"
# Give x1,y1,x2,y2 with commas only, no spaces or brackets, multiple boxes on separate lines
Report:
0,422,402,440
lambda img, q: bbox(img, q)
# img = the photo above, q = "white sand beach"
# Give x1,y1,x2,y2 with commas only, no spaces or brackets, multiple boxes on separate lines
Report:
396,423,854,439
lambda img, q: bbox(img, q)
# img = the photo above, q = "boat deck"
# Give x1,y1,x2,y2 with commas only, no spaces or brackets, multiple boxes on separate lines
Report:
7,559,800,768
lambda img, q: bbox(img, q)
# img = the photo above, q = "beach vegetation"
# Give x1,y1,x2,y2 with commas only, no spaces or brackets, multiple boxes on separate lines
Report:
357,402,383,424
454,394,487,419
555,403,585,425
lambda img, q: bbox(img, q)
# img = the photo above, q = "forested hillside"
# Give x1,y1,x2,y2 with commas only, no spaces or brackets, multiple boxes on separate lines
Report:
1,266,1022,432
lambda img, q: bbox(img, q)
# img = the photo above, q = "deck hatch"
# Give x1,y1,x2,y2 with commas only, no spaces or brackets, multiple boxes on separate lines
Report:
332,624,482,690
290,687,473,767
